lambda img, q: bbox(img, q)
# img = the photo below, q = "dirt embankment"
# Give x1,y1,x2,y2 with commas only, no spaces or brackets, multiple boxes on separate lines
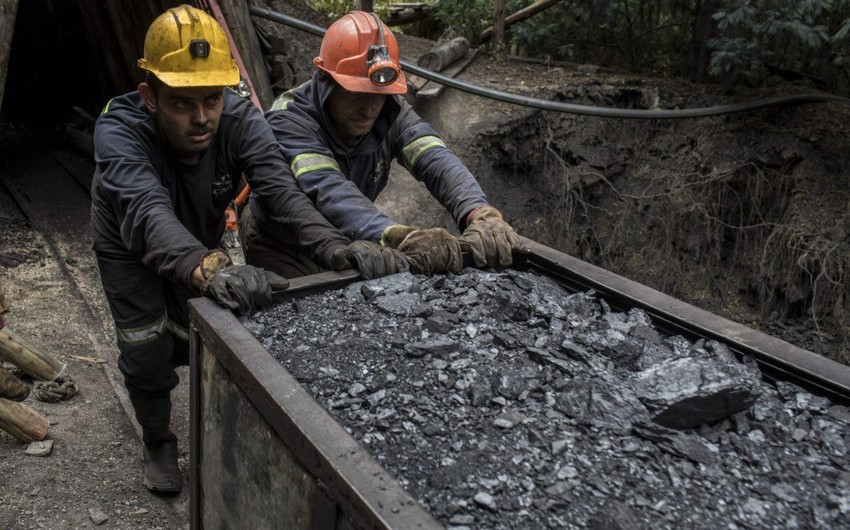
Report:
393,57,850,362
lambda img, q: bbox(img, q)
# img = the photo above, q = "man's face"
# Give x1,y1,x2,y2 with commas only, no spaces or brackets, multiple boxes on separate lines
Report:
139,83,225,164
326,84,386,147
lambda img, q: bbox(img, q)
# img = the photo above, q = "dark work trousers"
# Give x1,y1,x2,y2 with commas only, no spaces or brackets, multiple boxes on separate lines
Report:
95,251,195,443
239,204,323,279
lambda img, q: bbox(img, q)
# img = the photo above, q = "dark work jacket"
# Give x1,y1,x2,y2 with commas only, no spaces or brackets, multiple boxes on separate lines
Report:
262,72,488,242
91,89,348,289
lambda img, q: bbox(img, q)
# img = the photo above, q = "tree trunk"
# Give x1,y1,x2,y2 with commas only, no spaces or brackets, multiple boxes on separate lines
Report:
491,0,507,52
0,397,48,442
0,328,66,382
354,0,373,12
0,0,20,110
688,0,719,83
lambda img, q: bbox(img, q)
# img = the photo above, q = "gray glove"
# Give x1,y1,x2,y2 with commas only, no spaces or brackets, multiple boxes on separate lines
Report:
459,206,519,268
345,241,409,279
203,264,289,314
382,225,462,275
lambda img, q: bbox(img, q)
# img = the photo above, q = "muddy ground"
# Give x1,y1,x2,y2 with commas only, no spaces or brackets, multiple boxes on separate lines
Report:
1,1,850,529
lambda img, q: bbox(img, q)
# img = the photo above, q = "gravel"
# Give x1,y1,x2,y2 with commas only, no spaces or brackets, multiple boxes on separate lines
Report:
246,269,850,529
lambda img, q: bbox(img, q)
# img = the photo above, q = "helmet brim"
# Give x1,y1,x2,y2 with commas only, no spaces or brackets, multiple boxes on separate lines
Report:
330,70,408,95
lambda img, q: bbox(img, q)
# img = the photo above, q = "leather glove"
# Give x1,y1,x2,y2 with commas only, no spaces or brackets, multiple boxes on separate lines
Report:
199,250,289,314
318,242,355,271
381,225,462,275
459,206,519,268
345,241,409,280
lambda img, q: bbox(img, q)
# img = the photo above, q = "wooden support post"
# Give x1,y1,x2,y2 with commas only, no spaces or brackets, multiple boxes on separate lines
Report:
354,0,373,12
0,328,66,382
480,0,561,44
0,397,48,442
491,0,507,52
214,0,274,109
0,0,20,110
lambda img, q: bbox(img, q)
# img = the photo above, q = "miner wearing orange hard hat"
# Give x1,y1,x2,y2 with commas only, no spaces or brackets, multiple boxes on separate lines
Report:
90,5,402,495
242,11,520,277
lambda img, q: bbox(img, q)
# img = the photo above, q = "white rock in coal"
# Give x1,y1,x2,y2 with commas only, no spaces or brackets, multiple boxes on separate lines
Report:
630,356,762,429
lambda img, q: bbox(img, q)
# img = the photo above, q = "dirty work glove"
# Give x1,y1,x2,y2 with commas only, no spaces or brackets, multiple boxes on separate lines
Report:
459,206,519,268
381,225,462,275
317,242,355,271
345,241,409,280
199,250,289,313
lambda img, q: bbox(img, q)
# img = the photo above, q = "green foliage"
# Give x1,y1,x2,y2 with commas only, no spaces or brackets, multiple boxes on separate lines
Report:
709,0,850,92
305,0,393,20
435,0,698,76
433,0,498,44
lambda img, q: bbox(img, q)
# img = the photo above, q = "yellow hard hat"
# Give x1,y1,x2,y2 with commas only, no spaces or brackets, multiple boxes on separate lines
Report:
138,4,239,87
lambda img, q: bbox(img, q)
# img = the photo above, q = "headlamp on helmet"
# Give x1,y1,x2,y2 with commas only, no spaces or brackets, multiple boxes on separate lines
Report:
365,13,401,87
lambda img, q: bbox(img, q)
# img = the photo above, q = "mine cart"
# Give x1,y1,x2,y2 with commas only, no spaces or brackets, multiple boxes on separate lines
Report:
188,238,850,529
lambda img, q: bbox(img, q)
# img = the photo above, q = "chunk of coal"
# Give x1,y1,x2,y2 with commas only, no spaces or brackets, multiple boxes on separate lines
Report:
631,356,762,429
248,269,849,530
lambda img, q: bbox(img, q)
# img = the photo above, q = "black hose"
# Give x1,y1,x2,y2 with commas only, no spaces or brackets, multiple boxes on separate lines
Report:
248,5,850,119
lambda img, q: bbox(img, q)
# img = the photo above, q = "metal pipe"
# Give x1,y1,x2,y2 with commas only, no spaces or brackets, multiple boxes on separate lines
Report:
248,4,850,119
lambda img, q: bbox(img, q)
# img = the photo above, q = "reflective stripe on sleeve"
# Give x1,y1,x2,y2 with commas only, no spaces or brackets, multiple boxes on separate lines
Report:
401,135,446,170
269,91,296,111
291,153,340,179
116,313,167,346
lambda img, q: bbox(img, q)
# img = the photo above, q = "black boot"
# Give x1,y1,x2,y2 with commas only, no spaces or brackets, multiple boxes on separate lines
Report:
143,432,183,493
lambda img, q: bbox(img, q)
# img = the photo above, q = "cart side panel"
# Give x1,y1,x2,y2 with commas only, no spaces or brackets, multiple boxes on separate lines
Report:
200,342,340,529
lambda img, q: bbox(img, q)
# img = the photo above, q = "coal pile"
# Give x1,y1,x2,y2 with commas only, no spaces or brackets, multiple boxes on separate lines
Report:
246,269,850,529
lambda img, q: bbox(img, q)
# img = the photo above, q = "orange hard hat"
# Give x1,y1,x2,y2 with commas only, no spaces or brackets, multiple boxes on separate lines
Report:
313,11,407,95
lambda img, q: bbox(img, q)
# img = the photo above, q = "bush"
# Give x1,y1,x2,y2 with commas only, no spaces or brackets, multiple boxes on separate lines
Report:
709,0,850,93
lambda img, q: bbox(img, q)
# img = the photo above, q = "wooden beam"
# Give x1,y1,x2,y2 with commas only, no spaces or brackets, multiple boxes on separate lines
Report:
0,397,48,442
417,37,470,72
480,0,562,44
210,0,274,110
0,328,66,382
0,0,20,110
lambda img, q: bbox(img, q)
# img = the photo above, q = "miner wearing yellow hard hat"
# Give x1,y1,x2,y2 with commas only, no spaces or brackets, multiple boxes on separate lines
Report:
90,5,405,494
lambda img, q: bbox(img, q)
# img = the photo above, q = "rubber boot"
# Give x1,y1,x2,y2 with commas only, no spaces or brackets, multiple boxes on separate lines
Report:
143,432,183,493
0,366,29,402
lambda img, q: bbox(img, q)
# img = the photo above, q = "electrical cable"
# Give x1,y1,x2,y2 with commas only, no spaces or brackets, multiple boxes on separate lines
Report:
248,5,850,119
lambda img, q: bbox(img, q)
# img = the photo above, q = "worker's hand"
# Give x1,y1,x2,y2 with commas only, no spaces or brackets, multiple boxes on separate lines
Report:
459,206,519,268
317,242,355,271
345,241,409,280
202,264,289,314
381,225,462,275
